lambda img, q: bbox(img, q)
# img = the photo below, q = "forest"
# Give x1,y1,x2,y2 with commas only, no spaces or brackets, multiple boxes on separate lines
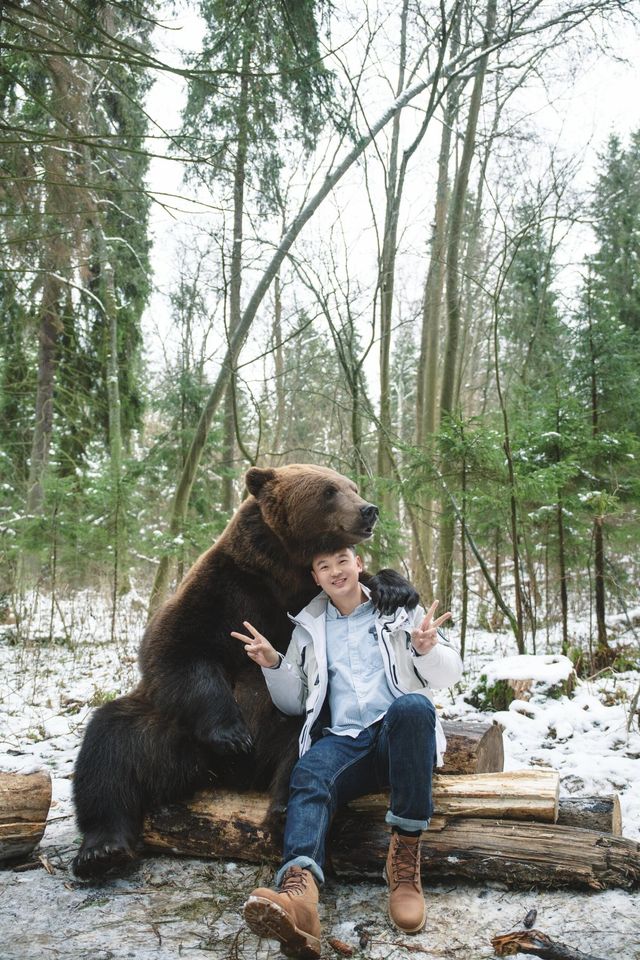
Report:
1,0,639,671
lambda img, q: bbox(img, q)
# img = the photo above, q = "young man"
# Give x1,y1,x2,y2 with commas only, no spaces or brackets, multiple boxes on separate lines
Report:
231,546,463,959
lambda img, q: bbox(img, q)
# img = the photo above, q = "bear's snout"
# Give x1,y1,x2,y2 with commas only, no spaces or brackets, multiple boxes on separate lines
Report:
360,503,379,529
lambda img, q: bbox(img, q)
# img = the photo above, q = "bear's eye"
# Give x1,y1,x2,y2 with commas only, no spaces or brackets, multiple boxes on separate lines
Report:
325,485,337,499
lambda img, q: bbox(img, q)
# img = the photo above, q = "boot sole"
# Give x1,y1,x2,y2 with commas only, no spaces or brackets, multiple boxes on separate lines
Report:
243,896,321,959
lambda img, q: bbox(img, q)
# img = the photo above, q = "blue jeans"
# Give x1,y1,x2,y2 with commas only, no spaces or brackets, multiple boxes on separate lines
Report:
277,693,437,886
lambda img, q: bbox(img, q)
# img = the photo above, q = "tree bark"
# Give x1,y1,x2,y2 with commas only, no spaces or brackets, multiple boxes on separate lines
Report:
0,771,52,865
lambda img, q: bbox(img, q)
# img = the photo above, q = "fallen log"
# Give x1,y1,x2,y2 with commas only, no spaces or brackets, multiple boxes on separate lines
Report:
440,720,503,773
0,770,52,866
492,928,607,960
330,814,640,890
556,795,621,836
143,778,639,890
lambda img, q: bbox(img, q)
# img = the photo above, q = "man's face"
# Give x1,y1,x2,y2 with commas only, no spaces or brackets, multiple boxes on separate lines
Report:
311,548,363,601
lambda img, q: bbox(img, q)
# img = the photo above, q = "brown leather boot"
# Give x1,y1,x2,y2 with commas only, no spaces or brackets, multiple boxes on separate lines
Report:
243,865,321,959
384,832,426,933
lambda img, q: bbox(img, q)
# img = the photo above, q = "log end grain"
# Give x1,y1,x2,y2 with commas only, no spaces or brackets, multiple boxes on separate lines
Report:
0,770,52,866
441,721,504,774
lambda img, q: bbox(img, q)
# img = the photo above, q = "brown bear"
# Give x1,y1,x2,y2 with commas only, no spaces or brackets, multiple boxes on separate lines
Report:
71,464,417,878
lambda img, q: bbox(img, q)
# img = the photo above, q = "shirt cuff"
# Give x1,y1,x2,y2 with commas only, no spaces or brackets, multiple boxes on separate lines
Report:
265,653,284,670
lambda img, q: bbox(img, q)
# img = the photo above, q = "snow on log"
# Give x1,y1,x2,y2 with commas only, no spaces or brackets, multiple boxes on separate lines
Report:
0,770,52,865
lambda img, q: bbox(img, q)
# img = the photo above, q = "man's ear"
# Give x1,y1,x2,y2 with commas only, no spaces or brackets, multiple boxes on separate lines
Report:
246,467,276,498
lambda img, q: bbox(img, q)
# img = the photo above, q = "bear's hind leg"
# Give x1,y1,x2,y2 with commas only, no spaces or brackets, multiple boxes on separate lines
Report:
72,695,146,877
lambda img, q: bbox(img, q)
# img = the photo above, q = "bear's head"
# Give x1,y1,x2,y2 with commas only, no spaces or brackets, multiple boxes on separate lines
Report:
245,464,378,564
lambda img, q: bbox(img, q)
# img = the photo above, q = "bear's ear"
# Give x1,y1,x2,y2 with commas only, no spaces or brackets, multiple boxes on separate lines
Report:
245,467,276,498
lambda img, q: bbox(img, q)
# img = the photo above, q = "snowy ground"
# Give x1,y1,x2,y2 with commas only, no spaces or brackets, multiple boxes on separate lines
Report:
1,588,639,960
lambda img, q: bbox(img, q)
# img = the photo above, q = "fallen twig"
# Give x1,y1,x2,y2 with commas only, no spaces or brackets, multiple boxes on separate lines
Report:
492,928,607,960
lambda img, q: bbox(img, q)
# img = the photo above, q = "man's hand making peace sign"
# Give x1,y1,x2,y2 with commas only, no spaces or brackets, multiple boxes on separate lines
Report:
410,600,452,656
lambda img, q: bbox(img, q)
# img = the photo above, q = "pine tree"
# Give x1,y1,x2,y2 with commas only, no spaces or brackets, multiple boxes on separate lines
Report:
591,132,640,334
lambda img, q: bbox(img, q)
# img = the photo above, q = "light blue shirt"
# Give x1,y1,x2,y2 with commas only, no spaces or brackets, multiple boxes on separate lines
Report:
324,597,395,737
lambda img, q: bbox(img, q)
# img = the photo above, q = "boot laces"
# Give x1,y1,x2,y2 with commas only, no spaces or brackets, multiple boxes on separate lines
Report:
281,867,310,896
391,836,420,885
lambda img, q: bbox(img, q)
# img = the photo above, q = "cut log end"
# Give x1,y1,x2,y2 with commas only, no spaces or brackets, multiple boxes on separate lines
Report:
441,720,504,774
0,771,52,866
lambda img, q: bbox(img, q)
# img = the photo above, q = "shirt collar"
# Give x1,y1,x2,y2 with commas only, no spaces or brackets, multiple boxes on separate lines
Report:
326,596,373,620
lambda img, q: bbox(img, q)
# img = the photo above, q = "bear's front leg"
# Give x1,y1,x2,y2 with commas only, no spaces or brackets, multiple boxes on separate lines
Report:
196,711,253,756
155,658,254,755
363,568,419,615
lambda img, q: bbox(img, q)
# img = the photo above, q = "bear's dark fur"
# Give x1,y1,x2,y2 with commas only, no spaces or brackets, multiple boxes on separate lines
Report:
72,464,416,878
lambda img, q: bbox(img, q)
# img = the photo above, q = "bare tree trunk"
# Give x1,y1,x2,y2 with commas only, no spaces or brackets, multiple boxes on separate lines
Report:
460,443,468,659
493,280,525,651
94,220,128,623
454,104,500,411
437,0,497,611
269,274,286,464
413,16,461,599
26,274,63,517
221,36,252,513
376,0,410,556
557,500,569,654
586,285,607,658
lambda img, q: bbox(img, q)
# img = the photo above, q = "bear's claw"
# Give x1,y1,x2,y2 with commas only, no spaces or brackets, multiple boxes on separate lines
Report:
206,728,253,756
72,840,135,879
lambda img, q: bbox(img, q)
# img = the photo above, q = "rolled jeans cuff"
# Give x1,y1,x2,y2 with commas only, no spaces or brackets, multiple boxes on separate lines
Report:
276,856,325,887
385,810,430,832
